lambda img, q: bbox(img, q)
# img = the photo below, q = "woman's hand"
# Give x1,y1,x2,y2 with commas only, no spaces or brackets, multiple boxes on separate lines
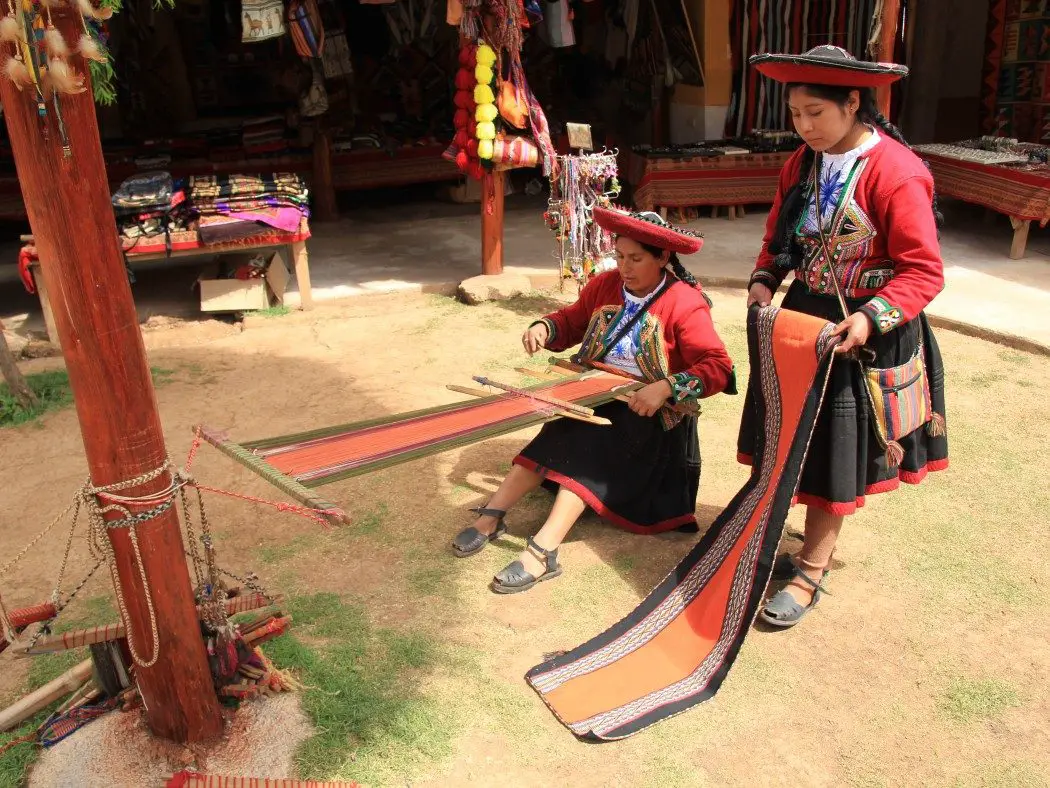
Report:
625,380,673,418
522,322,549,356
747,282,774,308
833,312,873,354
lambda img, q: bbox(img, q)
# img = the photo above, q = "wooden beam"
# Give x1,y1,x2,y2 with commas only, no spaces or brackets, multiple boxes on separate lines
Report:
875,0,901,118
310,125,338,223
1010,216,1031,260
0,659,93,732
0,4,222,743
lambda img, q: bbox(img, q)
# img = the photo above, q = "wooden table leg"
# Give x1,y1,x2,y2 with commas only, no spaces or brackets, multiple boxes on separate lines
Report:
1009,216,1031,260
728,205,738,221
658,206,668,220
710,206,719,219
28,263,61,347
290,241,314,311
736,204,746,218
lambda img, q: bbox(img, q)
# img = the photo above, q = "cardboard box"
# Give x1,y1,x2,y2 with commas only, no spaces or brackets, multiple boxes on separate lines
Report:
198,251,290,313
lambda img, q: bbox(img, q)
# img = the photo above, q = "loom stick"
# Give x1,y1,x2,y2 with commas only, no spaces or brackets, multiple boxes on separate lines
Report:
0,658,93,732
14,593,281,657
514,366,576,379
162,771,362,788
195,426,350,524
472,376,597,416
446,385,611,426
551,358,699,416
0,602,59,655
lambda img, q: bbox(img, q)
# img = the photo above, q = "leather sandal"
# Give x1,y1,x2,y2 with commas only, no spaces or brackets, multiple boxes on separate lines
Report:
759,566,829,628
452,507,508,557
490,536,563,594
771,553,831,582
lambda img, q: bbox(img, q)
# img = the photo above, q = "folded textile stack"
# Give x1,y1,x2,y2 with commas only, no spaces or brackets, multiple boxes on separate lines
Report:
111,172,196,252
188,173,311,246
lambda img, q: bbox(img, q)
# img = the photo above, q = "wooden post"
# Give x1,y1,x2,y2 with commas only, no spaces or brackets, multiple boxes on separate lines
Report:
310,124,338,223
0,5,222,742
481,171,504,275
875,0,901,118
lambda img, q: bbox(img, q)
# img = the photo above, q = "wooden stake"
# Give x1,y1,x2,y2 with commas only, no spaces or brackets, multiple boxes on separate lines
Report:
310,124,338,223
0,659,93,732
0,4,222,743
0,320,37,410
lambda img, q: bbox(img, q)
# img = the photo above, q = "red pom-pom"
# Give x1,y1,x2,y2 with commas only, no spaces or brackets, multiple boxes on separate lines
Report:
466,139,479,158
467,120,478,137
454,130,470,148
468,161,486,181
454,69,474,91
458,46,474,67
453,90,472,109
455,151,470,171
454,109,470,129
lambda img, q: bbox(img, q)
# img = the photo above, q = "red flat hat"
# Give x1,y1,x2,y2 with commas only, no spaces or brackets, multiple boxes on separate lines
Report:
592,207,704,255
750,45,908,88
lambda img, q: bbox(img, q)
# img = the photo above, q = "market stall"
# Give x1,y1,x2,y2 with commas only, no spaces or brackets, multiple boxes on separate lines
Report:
916,140,1050,259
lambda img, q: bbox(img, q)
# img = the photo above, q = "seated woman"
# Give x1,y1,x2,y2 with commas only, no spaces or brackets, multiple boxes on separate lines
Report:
452,207,736,594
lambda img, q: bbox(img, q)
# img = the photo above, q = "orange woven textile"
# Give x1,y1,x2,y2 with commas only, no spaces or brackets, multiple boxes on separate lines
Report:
627,151,790,211
526,306,838,740
924,153,1050,224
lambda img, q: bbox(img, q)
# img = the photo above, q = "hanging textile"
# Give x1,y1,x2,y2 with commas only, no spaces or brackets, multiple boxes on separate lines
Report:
726,0,879,137
981,0,1050,141
526,305,839,741
242,0,287,42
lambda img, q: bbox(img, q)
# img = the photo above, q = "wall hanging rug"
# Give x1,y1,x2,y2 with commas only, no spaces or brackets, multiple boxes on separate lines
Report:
525,305,838,741
726,0,879,137
198,370,642,520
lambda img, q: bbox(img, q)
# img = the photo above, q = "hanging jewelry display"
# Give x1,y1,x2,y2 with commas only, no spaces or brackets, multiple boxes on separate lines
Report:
543,150,621,292
1,0,111,155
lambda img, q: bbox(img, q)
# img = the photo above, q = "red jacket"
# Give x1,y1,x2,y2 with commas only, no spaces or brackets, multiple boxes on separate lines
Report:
537,271,735,428
750,136,944,333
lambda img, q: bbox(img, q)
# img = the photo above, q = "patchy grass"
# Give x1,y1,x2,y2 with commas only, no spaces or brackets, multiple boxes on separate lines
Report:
0,367,178,428
259,533,319,564
265,593,451,784
353,503,390,537
939,677,1022,724
252,305,292,319
0,595,116,785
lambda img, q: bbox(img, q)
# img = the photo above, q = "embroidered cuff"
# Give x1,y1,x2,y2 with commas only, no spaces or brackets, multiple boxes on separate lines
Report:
667,372,704,403
749,269,780,292
859,296,904,334
530,318,558,346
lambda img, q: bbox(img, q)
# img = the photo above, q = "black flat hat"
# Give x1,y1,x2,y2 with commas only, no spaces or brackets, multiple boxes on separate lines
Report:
749,45,908,88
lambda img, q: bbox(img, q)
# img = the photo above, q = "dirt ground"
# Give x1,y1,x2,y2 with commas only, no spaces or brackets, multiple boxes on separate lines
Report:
1,287,1048,787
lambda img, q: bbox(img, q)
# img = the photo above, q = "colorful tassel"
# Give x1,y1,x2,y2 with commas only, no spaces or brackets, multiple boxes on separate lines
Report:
926,412,946,438
0,15,23,43
3,55,31,89
885,440,905,468
75,0,113,21
77,33,106,62
43,59,85,96
44,27,69,58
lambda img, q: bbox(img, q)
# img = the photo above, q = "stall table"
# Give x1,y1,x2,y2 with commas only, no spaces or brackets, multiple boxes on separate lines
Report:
627,151,790,218
922,152,1050,259
25,230,312,348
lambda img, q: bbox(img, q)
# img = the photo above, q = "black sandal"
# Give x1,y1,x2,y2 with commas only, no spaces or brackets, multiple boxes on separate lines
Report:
759,566,829,628
490,536,563,594
452,507,508,557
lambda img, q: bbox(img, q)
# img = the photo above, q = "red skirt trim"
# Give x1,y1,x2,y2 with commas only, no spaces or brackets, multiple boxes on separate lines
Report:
513,456,697,535
736,453,950,516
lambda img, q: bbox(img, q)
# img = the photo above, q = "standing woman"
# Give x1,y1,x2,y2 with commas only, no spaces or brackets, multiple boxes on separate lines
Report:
452,208,736,594
738,46,949,627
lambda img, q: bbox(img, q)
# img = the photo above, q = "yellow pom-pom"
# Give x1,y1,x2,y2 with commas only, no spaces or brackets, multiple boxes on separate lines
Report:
475,103,498,123
476,44,496,66
473,84,494,105
476,122,496,140
478,139,494,160
474,64,493,85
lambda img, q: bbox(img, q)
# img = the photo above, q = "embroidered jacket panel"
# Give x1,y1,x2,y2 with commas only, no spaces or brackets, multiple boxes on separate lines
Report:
750,136,944,334
537,271,734,428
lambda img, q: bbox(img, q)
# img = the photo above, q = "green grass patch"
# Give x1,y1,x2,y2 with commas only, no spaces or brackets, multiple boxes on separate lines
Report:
353,503,389,537
265,593,451,784
1,367,177,427
259,533,319,564
252,305,292,319
939,677,1021,724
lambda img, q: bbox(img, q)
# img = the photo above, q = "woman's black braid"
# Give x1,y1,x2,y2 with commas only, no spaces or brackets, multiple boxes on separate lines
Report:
768,84,944,273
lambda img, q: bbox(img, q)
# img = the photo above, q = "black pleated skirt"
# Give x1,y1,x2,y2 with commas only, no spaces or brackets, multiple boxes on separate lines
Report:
737,281,949,514
514,401,701,534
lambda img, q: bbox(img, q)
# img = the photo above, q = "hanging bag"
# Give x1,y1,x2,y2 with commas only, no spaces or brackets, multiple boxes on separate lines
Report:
811,158,934,467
